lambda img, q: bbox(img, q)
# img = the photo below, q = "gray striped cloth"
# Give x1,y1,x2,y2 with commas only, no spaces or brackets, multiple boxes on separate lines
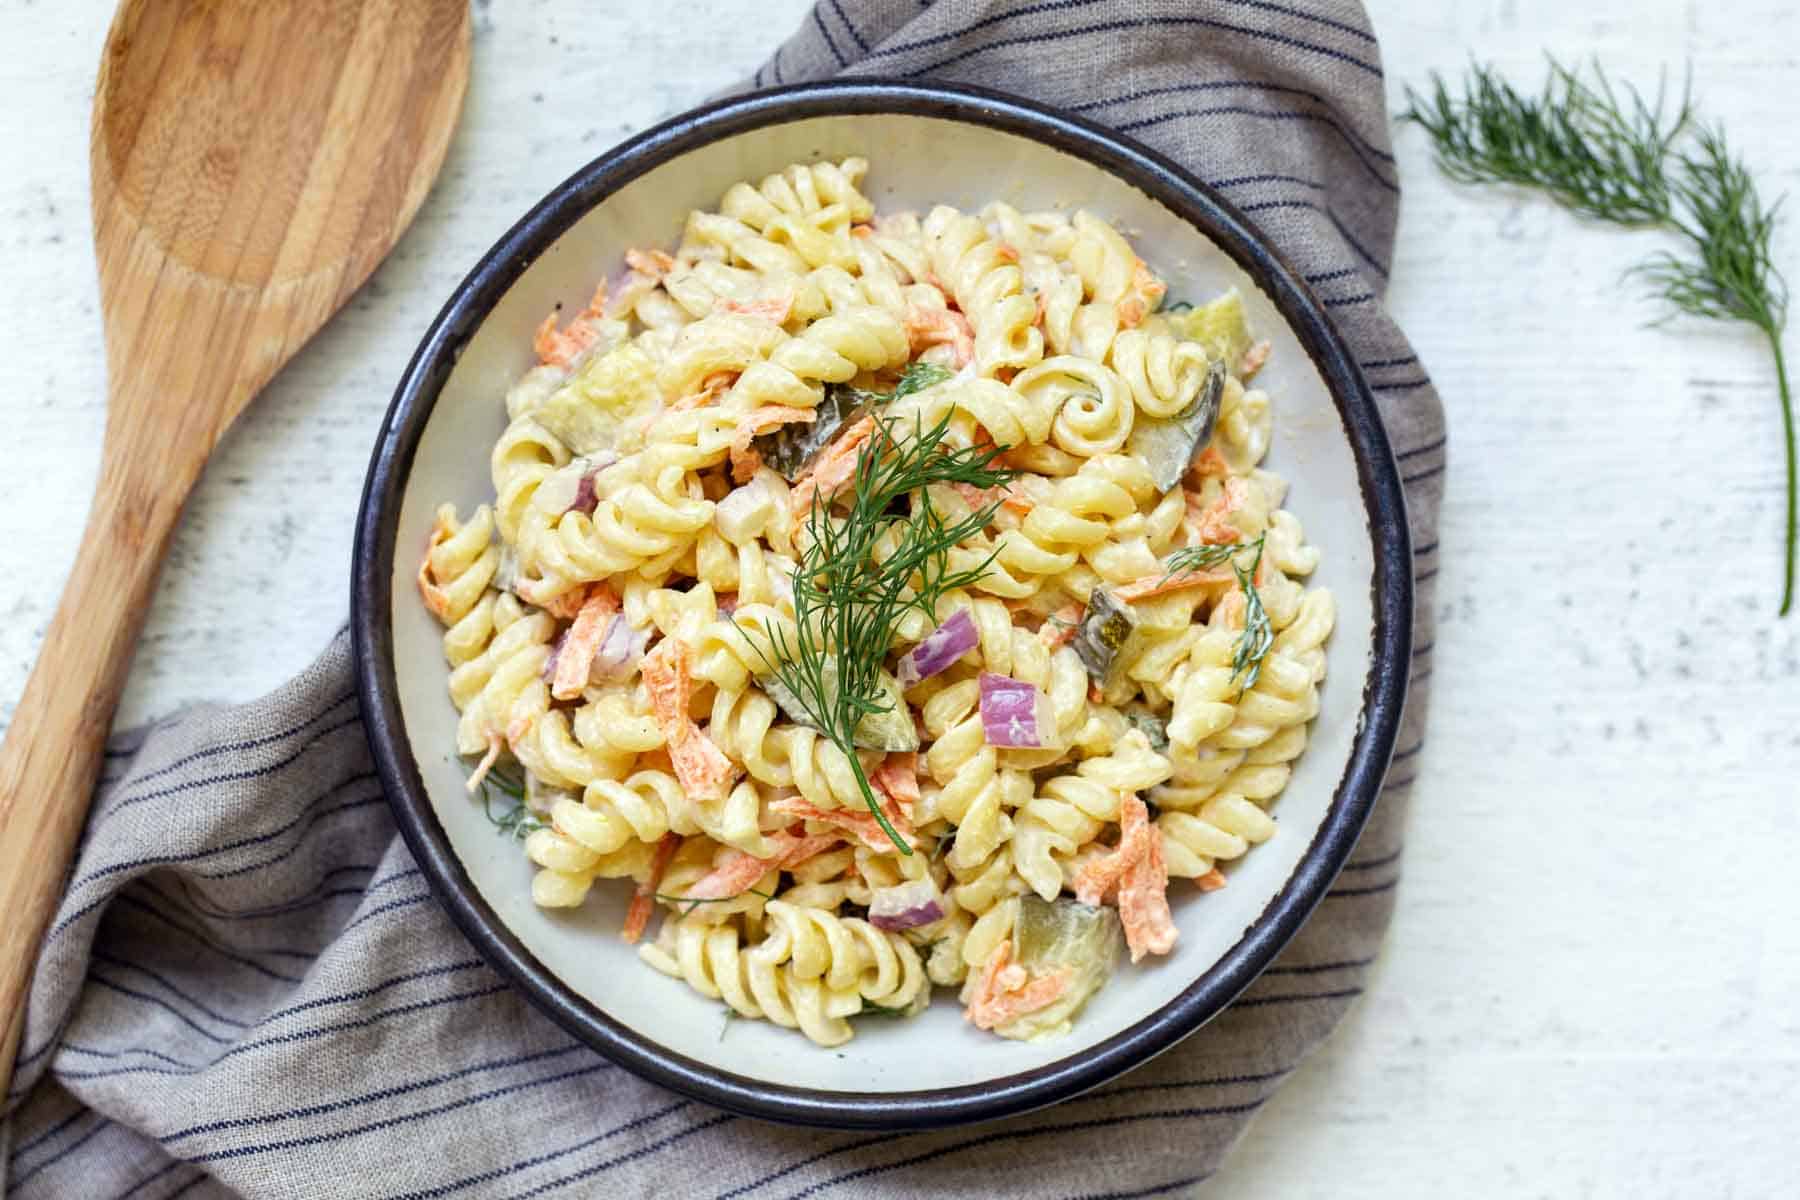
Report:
2,2,1442,1196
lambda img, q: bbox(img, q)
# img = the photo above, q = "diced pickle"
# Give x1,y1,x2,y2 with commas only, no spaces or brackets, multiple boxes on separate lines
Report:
1126,357,1225,492
1072,587,1138,682
1168,287,1253,369
761,662,919,752
532,342,660,455
998,896,1124,1041
755,381,867,481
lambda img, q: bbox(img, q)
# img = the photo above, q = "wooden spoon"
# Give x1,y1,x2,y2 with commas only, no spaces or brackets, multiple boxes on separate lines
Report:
0,0,470,1096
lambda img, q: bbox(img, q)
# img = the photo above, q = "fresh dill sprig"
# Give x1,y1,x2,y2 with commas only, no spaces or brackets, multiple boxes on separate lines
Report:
481,776,546,841
854,1000,914,1019
1401,57,1794,615
1160,534,1273,691
657,889,774,916
748,410,1016,854
840,360,953,409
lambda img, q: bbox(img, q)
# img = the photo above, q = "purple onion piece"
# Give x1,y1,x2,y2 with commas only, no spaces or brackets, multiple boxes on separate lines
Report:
541,630,567,683
895,608,979,689
589,615,649,683
868,880,947,931
978,672,1054,749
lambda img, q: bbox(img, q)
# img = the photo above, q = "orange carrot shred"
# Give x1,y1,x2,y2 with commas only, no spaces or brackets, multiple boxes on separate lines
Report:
730,405,816,483
681,831,842,901
770,795,910,852
550,585,619,700
622,833,682,943
1197,868,1228,893
641,637,737,803
963,940,1074,1031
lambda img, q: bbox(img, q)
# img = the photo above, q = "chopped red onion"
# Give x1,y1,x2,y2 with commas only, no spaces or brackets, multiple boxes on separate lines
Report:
895,609,979,689
541,631,566,683
534,453,618,516
868,879,947,931
589,615,649,682
979,672,1055,749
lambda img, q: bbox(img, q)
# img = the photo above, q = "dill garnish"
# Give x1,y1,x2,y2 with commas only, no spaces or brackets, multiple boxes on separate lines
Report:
747,411,1015,853
1161,534,1273,691
1402,57,1794,614
481,773,546,841
839,360,954,410
657,889,774,916
854,1000,914,1018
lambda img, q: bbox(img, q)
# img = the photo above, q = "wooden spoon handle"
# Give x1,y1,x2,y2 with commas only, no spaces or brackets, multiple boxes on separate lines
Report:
0,454,188,1098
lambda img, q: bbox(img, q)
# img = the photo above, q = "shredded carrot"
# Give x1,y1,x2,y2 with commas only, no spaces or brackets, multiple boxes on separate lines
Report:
1072,796,1177,961
1116,805,1178,961
533,284,609,368
670,370,736,413
963,940,1073,1031
622,833,682,944
1037,601,1084,650
463,735,502,794
850,222,875,239
1192,477,1250,544
715,295,793,324
624,248,676,279
550,585,619,700
770,795,911,852
1115,258,1166,330
641,638,738,802
1197,868,1228,893
1032,290,1048,331
1187,445,1230,484
1113,563,1234,604
994,242,1020,265
1088,681,1105,705
904,305,974,367
730,405,817,483
1240,339,1271,379
681,831,842,901
789,414,876,521
416,508,457,621
872,752,921,825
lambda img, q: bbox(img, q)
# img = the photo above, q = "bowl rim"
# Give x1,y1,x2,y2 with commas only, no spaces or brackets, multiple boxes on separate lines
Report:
352,77,1413,1131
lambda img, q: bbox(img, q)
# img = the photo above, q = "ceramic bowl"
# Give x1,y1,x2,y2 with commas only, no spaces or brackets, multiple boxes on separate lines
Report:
352,80,1412,1130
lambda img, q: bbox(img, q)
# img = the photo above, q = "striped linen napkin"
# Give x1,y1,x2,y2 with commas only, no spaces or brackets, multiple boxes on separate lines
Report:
2,1,1442,1196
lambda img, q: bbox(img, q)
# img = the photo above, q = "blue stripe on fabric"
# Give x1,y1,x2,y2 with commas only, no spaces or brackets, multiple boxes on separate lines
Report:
1125,105,1396,194
1233,987,1364,1007
1263,954,1379,975
65,770,382,897
1373,377,1433,393
763,1104,1265,1200
1229,198,1389,276
1342,847,1403,872
102,692,356,804
163,1043,588,1142
52,984,514,1083
1305,266,1359,283
1215,172,1324,193
384,1102,700,1200
1403,462,1446,485
1361,354,1418,369
91,951,254,1028
163,1173,211,1200
111,1158,188,1200
866,0,1109,60
258,959,486,1026
334,889,437,938
110,894,314,978
1415,566,1439,584
9,1116,110,1189
1074,79,1394,165
1390,741,1426,763
1396,436,1445,462
897,16,1381,85
1329,879,1399,899
105,711,364,817
1412,539,1439,557
811,7,847,66
171,863,379,921
190,1062,614,1164
498,1113,736,1200
6,1107,89,1166
58,1042,194,1068
1413,639,1435,657
1062,1173,1214,1200
1323,291,1375,308
1085,1067,1291,1100
828,0,870,52
85,976,238,1044
771,43,785,85
1384,773,1416,792
1220,0,1375,44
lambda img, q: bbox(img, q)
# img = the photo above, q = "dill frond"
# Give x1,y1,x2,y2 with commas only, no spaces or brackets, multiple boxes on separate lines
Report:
1402,56,1794,614
1160,534,1273,691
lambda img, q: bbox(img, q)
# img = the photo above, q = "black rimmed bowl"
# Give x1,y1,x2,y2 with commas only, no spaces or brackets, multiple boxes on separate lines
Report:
352,80,1411,1131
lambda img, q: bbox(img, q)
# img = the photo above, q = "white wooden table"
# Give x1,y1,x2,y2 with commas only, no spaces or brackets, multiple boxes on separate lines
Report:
2,1,1795,1195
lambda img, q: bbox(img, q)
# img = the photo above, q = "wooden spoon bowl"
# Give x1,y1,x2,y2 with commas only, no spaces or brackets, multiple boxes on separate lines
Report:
0,0,470,1097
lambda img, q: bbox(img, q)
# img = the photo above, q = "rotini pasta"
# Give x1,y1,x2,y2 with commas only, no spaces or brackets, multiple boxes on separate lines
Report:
421,158,1333,1047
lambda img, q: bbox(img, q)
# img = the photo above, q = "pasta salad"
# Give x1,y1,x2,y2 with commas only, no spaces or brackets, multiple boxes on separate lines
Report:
417,158,1333,1047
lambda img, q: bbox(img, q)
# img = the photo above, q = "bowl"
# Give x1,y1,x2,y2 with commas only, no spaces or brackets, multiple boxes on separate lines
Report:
351,79,1412,1130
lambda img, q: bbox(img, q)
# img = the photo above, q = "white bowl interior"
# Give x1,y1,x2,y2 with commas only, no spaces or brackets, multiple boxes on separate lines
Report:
388,113,1376,1094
